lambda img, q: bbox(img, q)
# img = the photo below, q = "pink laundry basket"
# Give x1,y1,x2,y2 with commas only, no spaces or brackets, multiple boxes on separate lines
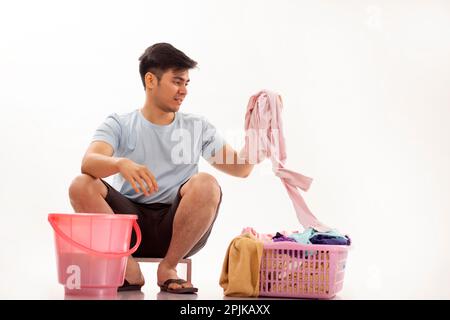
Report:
259,241,349,299
48,213,141,297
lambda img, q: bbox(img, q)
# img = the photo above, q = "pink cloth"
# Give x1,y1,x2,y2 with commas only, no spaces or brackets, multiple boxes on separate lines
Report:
240,90,331,232
241,227,296,243
241,227,273,242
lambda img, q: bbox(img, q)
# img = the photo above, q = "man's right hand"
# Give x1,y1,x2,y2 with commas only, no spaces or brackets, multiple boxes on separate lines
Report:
81,141,158,196
116,158,158,196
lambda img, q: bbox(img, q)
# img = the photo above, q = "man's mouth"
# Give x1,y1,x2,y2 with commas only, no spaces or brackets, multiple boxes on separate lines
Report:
174,97,183,104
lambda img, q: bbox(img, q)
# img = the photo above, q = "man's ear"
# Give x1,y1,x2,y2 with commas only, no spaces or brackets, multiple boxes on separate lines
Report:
145,72,156,90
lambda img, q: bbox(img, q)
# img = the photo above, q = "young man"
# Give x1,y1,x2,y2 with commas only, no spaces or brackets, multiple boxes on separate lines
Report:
69,43,254,293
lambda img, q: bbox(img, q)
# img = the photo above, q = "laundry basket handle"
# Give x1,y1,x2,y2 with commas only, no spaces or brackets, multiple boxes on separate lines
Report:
48,216,141,259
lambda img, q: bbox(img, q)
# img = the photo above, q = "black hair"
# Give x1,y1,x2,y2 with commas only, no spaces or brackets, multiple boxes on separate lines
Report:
138,43,197,89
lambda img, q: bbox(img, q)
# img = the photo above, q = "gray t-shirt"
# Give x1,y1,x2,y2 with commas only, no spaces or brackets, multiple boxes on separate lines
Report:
92,109,225,204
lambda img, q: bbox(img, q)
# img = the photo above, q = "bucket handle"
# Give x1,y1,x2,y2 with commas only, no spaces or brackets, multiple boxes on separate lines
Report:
48,216,142,259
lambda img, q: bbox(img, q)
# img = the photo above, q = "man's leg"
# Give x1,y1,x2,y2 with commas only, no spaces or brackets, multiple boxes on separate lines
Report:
157,172,221,290
68,174,144,286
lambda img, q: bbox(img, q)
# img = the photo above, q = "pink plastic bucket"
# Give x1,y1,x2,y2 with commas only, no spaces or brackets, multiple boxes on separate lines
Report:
259,242,349,299
48,213,141,296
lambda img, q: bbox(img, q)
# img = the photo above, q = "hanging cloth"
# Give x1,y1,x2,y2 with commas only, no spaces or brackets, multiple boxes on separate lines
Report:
240,90,331,232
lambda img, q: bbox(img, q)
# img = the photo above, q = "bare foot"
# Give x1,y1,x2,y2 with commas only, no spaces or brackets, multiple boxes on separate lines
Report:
157,260,193,290
125,256,145,286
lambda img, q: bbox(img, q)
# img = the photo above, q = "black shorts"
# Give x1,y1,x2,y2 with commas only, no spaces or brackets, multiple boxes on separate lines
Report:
101,178,222,258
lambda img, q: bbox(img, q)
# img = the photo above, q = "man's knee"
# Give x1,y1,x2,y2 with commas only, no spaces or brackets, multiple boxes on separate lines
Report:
186,172,221,204
69,174,107,201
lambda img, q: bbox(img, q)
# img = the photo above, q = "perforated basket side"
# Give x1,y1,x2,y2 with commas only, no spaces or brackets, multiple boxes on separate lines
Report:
259,242,348,299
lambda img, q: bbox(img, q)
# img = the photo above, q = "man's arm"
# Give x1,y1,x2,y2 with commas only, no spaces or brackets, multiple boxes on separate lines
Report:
81,141,158,195
81,141,120,178
207,143,254,178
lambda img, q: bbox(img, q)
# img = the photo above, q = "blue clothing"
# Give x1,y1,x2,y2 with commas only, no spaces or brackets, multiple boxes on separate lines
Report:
310,233,351,245
288,228,315,245
289,228,350,246
92,109,225,204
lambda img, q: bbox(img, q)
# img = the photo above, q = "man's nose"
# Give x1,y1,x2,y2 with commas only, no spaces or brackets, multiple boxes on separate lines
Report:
178,85,187,96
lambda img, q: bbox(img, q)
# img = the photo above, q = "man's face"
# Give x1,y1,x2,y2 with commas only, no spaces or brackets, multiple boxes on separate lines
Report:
149,69,190,113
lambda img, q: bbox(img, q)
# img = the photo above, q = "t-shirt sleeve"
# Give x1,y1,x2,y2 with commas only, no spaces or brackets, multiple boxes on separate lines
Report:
201,117,226,160
92,113,122,153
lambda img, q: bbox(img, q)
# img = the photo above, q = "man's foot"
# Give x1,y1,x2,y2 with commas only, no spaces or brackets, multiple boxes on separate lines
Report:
118,256,145,291
118,279,144,292
159,279,198,294
157,260,197,293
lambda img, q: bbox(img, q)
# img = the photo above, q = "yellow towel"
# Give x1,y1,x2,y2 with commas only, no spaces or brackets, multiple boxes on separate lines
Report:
219,233,263,297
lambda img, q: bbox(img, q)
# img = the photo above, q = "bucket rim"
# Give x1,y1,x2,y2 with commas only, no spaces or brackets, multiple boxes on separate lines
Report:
48,213,142,258
48,213,138,220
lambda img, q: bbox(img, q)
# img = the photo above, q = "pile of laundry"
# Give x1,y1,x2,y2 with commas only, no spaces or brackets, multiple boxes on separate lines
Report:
219,90,352,297
219,227,350,297
242,227,351,246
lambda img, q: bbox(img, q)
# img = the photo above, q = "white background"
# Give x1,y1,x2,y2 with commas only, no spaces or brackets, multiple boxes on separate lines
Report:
1,0,449,299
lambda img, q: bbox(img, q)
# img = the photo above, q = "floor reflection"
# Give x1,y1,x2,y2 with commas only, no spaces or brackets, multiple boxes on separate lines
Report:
117,291,146,300
64,290,146,300
64,290,201,300
63,290,340,300
156,291,198,300
64,293,119,300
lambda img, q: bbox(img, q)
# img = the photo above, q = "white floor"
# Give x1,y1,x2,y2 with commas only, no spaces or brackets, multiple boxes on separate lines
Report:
45,283,350,301
42,267,316,300
3,242,450,300
21,259,354,300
